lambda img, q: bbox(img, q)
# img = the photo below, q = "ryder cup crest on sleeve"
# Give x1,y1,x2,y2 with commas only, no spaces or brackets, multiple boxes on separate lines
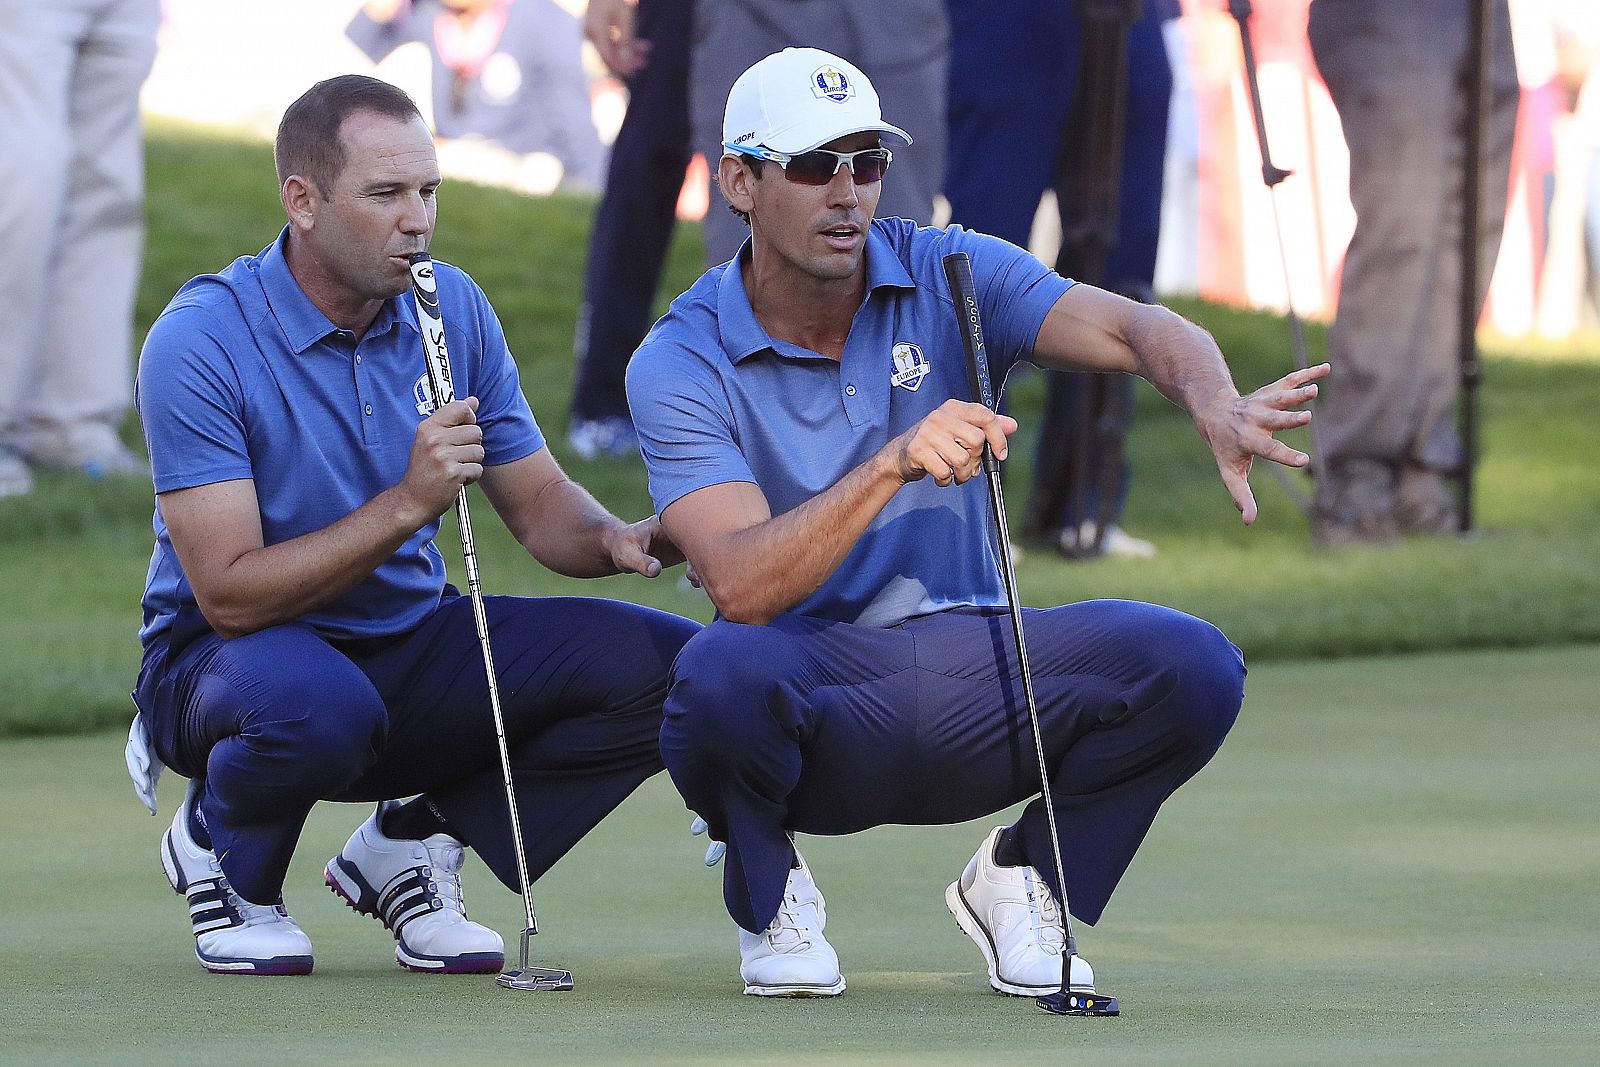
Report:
722,47,913,155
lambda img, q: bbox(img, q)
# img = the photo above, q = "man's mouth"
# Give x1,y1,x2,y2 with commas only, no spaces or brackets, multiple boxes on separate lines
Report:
819,223,862,247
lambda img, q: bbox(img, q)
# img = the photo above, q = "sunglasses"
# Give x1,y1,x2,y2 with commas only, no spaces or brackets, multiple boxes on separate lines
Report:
723,143,893,186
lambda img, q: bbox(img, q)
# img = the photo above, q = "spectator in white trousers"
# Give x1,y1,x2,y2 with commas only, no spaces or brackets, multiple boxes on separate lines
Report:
0,0,159,497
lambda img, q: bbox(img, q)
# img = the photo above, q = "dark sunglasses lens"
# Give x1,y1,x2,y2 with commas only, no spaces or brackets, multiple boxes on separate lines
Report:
782,150,890,185
784,152,842,185
850,152,889,184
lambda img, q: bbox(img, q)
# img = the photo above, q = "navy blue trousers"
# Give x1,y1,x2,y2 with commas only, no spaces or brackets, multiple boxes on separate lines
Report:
943,0,1172,268
662,601,1243,933
945,0,1173,529
134,594,701,905
570,0,693,423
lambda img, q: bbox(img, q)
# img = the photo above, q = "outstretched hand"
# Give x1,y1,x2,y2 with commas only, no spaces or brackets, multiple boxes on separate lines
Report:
1198,362,1331,524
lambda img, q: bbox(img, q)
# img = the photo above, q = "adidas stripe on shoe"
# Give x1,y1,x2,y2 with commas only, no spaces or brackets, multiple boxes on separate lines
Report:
161,782,313,976
325,800,504,974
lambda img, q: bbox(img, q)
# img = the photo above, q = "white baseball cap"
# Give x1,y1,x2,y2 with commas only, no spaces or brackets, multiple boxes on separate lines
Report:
722,47,912,157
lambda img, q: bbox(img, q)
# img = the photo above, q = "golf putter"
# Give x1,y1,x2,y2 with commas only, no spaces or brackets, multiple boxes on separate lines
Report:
408,252,573,993
944,251,1119,1017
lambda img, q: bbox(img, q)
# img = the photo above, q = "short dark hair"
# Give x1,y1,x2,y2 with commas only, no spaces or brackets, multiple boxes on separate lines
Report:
275,75,424,196
726,157,764,226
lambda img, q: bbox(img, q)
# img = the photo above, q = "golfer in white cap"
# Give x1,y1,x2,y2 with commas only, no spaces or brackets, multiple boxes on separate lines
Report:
628,48,1326,1001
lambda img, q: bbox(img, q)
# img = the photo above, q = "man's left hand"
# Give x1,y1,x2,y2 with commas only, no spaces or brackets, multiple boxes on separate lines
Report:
1198,362,1331,524
605,515,684,577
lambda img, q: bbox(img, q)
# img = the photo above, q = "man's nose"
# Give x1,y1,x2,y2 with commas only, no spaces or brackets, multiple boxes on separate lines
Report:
824,164,858,209
400,192,431,234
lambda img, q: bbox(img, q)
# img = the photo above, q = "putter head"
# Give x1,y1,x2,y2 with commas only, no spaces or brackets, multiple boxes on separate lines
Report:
496,966,575,991
1036,988,1119,1016
496,928,574,991
1036,949,1118,1015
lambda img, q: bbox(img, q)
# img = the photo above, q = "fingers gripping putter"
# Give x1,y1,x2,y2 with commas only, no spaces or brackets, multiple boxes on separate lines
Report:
943,252,1119,1017
407,252,574,993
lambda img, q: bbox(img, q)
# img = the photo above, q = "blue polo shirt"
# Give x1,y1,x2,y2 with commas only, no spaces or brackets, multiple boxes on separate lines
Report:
627,218,1072,628
136,228,544,647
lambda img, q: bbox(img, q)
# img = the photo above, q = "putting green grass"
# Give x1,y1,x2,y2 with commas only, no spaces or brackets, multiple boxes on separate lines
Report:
5,646,1596,1065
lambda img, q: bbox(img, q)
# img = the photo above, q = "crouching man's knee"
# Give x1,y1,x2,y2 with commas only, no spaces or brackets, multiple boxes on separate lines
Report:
1163,615,1246,754
235,686,388,799
660,619,808,772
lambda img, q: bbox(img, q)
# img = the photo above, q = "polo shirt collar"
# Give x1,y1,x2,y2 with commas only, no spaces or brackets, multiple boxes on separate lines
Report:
717,221,917,365
258,227,419,353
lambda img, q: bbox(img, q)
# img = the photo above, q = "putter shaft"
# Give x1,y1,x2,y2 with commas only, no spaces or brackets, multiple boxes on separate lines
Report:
408,252,570,990
457,497,538,943
943,251,1118,1016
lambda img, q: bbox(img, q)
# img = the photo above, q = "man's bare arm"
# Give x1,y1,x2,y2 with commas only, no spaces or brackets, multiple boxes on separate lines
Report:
479,447,679,579
1031,284,1329,522
1032,284,1236,414
662,400,1016,625
162,397,483,639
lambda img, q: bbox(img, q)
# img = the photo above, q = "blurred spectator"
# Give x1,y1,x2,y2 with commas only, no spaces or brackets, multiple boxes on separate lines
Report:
1308,0,1519,545
692,0,949,267
0,0,160,497
1569,24,1600,317
945,0,1177,559
348,0,606,193
1527,0,1600,333
568,0,692,461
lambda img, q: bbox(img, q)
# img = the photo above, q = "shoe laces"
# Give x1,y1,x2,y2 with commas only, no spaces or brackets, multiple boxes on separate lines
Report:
1023,868,1066,956
419,840,468,917
203,856,288,928
762,884,821,953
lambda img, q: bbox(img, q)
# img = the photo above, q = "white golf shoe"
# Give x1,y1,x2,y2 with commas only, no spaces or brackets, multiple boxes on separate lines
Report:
324,801,505,973
738,854,846,997
946,826,1096,996
161,783,313,975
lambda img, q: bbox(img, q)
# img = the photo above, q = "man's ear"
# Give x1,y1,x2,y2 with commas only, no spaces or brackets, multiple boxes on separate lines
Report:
717,154,757,216
281,175,319,230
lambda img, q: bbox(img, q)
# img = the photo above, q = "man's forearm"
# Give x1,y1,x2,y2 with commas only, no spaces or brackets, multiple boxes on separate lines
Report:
201,487,428,638
510,476,630,577
1126,305,1240,430
698,451,905,625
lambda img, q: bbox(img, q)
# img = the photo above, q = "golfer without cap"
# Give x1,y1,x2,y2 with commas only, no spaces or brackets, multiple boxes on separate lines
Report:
626,48,1329,999
131,75,699,977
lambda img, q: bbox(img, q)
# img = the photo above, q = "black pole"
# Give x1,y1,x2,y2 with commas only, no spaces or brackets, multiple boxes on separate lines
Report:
1458,0,1491,534
1226,0,1315,515
1225,2,1310,381
1227,0,1289,190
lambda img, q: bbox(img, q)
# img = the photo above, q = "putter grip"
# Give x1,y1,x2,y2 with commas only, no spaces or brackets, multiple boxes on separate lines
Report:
942,252,1000,474
408,251,456,407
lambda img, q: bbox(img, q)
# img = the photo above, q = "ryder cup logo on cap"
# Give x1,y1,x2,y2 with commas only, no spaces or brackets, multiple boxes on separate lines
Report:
812,65,853,102
722,47,912,156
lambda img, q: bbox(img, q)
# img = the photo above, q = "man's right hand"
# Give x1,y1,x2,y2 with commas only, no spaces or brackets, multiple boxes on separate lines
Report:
360,0,407,23
398,396,484,521
585,0,650,77
657,400,1017,625
886,399,1016,488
